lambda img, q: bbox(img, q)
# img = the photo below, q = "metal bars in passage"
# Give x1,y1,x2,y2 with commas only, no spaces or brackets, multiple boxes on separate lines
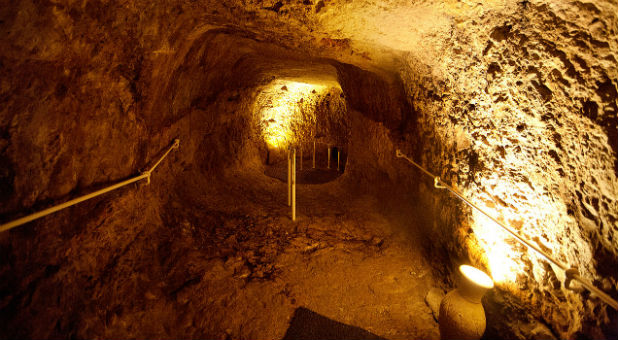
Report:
287,142,343,222
287,147,296,221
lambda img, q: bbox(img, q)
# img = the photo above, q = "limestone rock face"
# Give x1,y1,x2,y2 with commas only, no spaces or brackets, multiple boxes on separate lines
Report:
0,0,616,339
397,2,618,339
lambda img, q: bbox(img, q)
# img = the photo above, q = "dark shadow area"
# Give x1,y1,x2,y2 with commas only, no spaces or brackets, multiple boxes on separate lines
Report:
265,163,343,184
283,307,386,340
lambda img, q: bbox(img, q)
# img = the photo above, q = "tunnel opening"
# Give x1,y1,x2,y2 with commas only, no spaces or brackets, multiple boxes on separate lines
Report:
1,2,618,340
255,79,349,184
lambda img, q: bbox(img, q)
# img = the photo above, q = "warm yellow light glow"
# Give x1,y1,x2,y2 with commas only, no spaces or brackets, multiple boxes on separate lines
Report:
470,209,525,283
460,265,494,289
256,81,328,148
465,172,574,285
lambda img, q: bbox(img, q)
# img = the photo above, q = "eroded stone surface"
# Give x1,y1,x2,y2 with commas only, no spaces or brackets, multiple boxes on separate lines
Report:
1,0,616,339
397,2,618,338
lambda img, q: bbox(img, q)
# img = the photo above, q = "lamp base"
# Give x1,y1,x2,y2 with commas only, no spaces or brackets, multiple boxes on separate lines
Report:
438,288,486,340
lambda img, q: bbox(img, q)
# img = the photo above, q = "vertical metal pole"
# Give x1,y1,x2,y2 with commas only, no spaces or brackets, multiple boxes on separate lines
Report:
292,148,296,221
287,146,291,206
327,146,331,169
337,149,340,171
312,140,316,168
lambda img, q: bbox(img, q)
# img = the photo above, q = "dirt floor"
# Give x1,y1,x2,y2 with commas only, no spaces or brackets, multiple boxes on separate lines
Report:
138,165,441,340
0,164,440,339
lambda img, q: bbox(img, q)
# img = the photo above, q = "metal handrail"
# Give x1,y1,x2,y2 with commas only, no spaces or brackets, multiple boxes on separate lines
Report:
0,139,180,233
395,149,618,310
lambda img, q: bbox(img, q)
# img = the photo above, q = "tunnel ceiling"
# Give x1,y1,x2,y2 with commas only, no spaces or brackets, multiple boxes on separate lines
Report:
1,0,618,339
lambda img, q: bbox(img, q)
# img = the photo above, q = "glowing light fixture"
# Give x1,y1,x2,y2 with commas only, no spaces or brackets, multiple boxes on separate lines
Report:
439,265,494,340
395,149,618,310
460,265,494,289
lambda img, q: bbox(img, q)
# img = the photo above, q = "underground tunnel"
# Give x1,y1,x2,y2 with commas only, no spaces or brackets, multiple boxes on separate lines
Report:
0,1,617,339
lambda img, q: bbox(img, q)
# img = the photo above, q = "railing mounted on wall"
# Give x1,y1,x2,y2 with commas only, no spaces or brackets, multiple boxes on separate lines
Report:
0,139,180,233
395,149,618,310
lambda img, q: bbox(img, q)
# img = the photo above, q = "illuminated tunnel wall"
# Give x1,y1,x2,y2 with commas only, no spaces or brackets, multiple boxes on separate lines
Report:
0,0,616,339
396,3,618,338
254,80,347,146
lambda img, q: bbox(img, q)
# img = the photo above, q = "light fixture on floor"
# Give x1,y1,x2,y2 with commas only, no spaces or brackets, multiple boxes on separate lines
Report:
439,265,494,340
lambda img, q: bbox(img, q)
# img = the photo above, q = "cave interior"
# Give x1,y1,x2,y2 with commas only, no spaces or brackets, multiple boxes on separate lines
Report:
0,0,617,339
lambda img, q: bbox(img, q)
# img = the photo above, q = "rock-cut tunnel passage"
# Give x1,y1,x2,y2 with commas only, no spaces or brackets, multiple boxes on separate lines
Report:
0,29,440,340
1,1,617,340
258,80,349,184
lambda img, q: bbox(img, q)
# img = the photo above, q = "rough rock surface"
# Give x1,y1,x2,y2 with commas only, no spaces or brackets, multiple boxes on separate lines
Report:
1,0,617,339
398,2,618,339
